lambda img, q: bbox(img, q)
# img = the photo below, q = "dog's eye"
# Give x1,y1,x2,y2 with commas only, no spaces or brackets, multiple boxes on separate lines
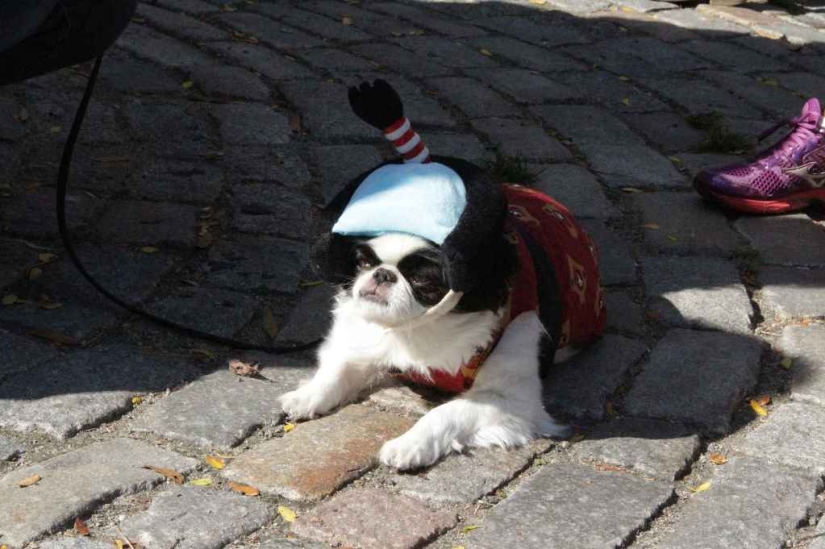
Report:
409,275,427,286
357,256,374,270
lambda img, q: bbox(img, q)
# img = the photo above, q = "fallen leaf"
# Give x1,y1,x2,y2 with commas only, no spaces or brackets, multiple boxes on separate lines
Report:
283,423,296,433
341,15,353,25
299,280,325,288
619,75,631,82
50,125,62,134
28,267,43,280
19,474,41,488
262,308,279,339
182,80,194,89
641,223,660,230
594,463,625,472
620,187,643,193
708,453,728,465
479,48,492,57
192,349,216,360
131,396,143,405
453,546,467,549
39,301,64,310
667,235,679,242
689,481,711,493
621,97,631,106
188,477,214,487
289,113,302,132
755,394,771,406
228,359,261,377
780,357,793,370
2,294,18,306
278,505,297,522
228,481,260,496
205,455,226,470
115,541,125,549
74,517,90,536
461,525,480,534
142,465,184,485
760,78,779,87
749,399,768,417
140,246,159,254
529,0,545,4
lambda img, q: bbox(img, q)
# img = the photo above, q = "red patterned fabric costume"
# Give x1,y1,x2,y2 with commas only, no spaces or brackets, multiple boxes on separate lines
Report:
399,183,606,393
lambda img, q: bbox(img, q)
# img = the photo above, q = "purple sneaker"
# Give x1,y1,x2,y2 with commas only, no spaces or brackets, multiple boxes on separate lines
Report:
694,98,825,214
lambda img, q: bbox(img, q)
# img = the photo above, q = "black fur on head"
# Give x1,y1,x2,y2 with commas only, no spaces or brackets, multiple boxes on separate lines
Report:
323,156,518,314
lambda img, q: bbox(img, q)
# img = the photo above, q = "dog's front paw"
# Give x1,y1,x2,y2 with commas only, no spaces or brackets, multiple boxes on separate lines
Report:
278,385,336,420
379,431,445,471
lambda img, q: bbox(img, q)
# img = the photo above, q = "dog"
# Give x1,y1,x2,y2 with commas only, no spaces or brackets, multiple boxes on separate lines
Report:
279,81,605,471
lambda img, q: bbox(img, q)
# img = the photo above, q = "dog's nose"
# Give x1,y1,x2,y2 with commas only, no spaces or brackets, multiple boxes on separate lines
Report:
373,268,397,285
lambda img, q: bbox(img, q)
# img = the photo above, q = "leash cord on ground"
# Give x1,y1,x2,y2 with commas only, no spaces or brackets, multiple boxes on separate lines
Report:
55,55,319,355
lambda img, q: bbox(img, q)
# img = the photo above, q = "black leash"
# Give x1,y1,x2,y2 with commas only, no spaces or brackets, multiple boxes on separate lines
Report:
56,55,319,354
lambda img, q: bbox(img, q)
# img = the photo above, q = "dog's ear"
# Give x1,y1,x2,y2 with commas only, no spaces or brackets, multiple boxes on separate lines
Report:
322,233,360,285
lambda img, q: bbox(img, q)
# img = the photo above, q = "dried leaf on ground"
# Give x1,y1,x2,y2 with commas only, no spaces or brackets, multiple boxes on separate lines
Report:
228,359,260,377
621,98,631,106
780,357,793,370
140,246,159,254
689,481,711,493
18,474,41,488
182,80,194,89
28,267,42,280
620,187,643,193
278,505,297,522
192,349,216,360
479,48,492,57
594,463,625,472
228,481,260,496
289,113,302,132
461,525,480,534
205,455,226,470
74,517,90,536
341,16,353,25
142,465,184,485
283,423,296,433
131,396,143,406
189,477,214,487
749,399,768,417
641,223,660,230
755,394,771,406
2,294,18,306
262,308,279,338
708,453,728,465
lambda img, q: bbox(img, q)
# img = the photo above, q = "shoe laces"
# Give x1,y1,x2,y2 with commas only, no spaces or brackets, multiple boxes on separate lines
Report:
757,110,823,163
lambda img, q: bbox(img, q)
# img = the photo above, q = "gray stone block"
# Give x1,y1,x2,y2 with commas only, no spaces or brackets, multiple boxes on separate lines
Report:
625,329,761,434
95,201,198,248
350,43,453,77
472,119,571,162
427,77,518,119
212,103,291,146
530,164,619,219
0,439,197,547
124,100,212,152
737,402,825,474
391,440,551,504
0,188,103,239
393,36,497,68
544,335,648,420
0,435,24,461
675,152,745,178
280,80,378,140
683,40,787,72
701,71,804,117
146,287,260,340
654,8,749,33
279,10,372,42
116,23,216,68
574,418,700,480
99,53,182,94
545,0,611,13
216,12,322,48
0,345,199,439
650,456,821,549
221,146,311,190
127,158,224,204
605,291,643,334
759,266,825,319
204,42,314,80
473,16,592,48
531,105,644,146
578,142,688,189
370,2,485,37
0,329,58,380
425,132,489,164
230,185,312,240
189,65,271,101
580,221,637,286
293,488,457,549
314,145,384,207
275,284,336,346
155,0,218,13
632,191,748,255
468,462,673,549
136,3,227,41
621,112,705,153
736,214,825,267
205,235,309,294
470,36,586,72
116,487,274,549
298,48,374,73
40,539,123,549
555,71,670,114
640,77,761,118
643,256,753,334
466,68,577,104
781,325,825,406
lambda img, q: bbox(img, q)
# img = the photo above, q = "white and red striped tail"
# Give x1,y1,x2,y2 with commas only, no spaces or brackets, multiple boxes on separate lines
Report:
383,117,431,164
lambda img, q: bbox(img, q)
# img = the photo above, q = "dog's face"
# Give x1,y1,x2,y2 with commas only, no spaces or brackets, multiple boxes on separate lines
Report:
347,234,448,325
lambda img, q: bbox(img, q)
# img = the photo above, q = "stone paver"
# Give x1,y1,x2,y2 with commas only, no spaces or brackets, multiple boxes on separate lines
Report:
204,42,314,80
625,329,762,434
580,221,638,286
530,164,618,219
0,329,59,380
621,112,706,153
130,354,312,449
468,462,673,549
466,68,577,104
643,256,753,334
633,192,747,255
428,77,519,119
574,418,700,480
275,284,336,347
293,488,457,549
0,188,103,239
425,132,488,163
0,435,24,461
736,215,825,267
230,185,312,240
544,335,648,419
314,145,384,207
212,104,291,146
39,539,118,549
116,487,274,549
579,142,687,189
759,267,825,319
736,402,825,474
650,457,821,549
126,158,224,204
605,291,643,334
146,287,259,340
0,346,198,439
471,119,571,162
781,325,825,407
0,439,198,547
392,440,551,504
205,235,308,294
223,405,414,501
95,201,198,248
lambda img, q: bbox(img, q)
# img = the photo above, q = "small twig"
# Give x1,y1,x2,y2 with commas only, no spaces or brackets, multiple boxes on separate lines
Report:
116,525,136,549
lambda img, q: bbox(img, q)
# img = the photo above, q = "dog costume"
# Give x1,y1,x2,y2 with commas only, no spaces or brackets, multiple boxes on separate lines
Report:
329,80,606,393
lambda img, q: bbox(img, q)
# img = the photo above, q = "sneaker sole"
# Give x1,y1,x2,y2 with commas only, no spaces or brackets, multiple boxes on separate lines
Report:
694,178,825,214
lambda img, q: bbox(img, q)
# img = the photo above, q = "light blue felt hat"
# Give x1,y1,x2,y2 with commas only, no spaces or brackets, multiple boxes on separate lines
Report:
331,162,466,244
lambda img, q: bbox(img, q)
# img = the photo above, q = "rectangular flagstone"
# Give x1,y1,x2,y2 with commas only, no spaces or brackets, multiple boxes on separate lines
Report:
780,325,825,406
293,488,457,549
223,405,414,501
0,439,198,547
130,353,314,449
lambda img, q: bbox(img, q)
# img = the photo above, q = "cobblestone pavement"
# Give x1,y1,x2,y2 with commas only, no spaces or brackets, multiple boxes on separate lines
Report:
2,0,825,547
